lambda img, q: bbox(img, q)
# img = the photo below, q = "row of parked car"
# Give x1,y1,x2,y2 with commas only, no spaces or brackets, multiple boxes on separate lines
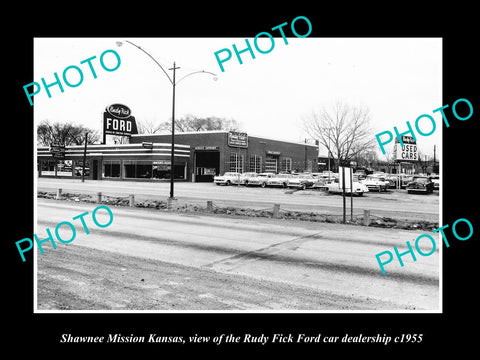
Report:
213,171,439,195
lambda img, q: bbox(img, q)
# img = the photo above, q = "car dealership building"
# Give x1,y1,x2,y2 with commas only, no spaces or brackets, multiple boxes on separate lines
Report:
37,131,319,183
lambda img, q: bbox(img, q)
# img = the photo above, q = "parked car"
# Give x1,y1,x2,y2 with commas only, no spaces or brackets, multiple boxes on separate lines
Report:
384,175,400,188
288,173,316,190
312,177,328,190
213,172,241,185
406,176,434,194
399,175,414,189
245,172,274,187
361,175,389,192
267,173,292,188
237,172,258,185
324,179,369,196
430,175,440,190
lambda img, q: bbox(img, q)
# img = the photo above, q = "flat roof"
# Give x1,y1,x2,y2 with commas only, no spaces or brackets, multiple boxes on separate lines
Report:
131,131,318,148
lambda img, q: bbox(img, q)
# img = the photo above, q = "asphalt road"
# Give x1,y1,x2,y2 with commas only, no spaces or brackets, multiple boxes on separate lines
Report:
37,178,439,222
35,198,440,311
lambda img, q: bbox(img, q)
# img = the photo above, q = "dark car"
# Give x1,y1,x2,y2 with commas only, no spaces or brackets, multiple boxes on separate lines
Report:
406,176,434,194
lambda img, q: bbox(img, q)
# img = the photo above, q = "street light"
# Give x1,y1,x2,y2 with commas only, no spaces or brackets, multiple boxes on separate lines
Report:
116,40,218,199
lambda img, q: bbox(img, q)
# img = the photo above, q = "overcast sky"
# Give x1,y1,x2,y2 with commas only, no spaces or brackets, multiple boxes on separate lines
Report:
33,37,442,157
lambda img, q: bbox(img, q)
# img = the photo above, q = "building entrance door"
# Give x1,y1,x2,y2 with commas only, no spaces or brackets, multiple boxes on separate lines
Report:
92,160,99,179
194,151,220,182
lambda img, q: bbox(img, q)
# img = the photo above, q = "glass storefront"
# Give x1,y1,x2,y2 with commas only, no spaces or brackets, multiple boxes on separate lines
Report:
123,160,185,180
40,159,73,176
73,159,90,177
103,160,120,178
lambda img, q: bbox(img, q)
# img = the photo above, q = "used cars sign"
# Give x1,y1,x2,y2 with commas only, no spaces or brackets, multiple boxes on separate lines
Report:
103,103,138,137
394,136,418,161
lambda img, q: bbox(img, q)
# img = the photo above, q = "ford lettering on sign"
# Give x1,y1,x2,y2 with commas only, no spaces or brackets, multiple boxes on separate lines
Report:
103,103,138,137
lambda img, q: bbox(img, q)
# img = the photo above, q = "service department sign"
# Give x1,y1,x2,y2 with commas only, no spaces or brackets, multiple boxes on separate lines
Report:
228,131,248,148
103,104,138,136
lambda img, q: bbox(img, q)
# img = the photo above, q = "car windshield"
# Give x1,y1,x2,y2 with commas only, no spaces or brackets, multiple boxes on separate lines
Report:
224,173,237,176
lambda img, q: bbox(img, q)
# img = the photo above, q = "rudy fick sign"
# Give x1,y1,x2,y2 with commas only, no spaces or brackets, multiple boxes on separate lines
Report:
103,104,138,137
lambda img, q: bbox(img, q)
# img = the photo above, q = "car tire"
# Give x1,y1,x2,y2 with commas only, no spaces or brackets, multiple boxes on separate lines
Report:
300,184,306,190
261,182,266,188
244,181,248,187
216,183,220,186
226,180,231,186
283,183,287,188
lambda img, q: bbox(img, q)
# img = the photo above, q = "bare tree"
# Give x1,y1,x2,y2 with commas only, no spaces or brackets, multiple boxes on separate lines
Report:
37,120,99,146
381,143,395,172
147,115,241,133
303,102,375,169
136,117,167,134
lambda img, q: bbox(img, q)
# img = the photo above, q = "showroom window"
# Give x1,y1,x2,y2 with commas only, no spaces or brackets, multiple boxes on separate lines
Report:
281,157,292,172
249,154,262,173
103,160,120,178
228,153,244,173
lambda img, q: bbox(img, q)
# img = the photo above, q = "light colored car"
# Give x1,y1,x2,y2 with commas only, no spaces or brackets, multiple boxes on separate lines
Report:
237,172,259,185
267,173,292,188
384,174,400,188
288,173,316,190
430,175,440,190
324,179,369,196
213,172,241,185
245,172,274,187
361,175,389,192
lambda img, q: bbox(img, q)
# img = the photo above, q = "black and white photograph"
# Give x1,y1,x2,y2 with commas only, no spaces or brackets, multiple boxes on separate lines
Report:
31,36,443,312
7,6,478,354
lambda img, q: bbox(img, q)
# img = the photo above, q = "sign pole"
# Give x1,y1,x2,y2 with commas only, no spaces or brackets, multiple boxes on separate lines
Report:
350,167,353,222
82,132,88,182
342,165,346,224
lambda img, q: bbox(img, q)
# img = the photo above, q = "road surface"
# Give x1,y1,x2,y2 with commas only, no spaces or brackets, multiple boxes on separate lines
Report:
35,198,440,311
37,178,439,222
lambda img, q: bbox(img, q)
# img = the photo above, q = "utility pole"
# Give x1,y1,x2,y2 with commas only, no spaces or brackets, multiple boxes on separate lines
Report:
169,62,180,199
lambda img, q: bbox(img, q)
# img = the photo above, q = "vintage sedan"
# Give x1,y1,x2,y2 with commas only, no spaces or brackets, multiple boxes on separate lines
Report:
430,175,440,190
399,175,414,189
237,172,259,185
361,175,389,192
268,173,292,188
213,172,241,185
324,179,369,196
406,176,434,194
287,173,316,190
244,172,275,187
